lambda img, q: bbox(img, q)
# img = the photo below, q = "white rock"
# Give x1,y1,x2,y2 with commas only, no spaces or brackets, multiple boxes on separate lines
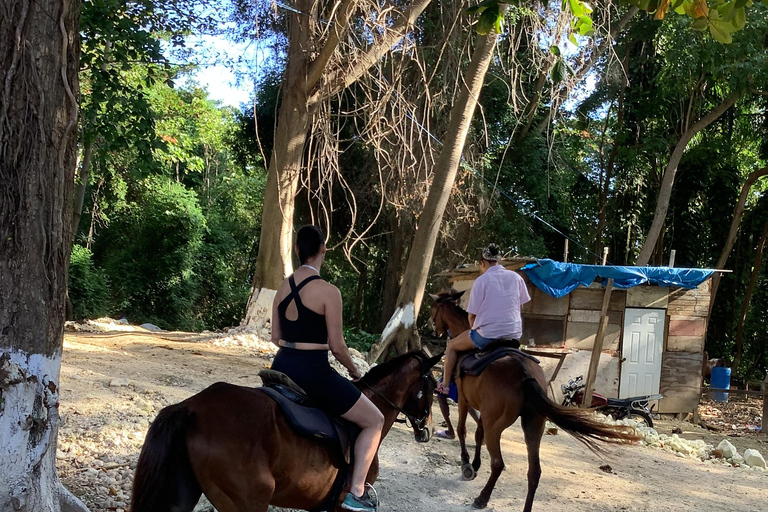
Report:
744,449,766,468
717,439,738,459
139,323,163,332
109,378,130,387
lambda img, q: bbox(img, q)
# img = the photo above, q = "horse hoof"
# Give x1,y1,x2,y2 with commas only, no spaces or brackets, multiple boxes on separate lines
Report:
472,497,488,509
461,463,477,480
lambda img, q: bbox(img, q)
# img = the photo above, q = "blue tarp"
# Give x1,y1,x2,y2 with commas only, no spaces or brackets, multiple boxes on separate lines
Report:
520,259,715,299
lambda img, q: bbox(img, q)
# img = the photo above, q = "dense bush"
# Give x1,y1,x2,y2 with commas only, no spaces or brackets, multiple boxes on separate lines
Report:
92,177,206,330
68,245,112,320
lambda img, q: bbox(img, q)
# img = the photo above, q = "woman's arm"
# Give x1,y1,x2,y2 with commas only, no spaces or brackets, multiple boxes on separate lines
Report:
325,285,362,380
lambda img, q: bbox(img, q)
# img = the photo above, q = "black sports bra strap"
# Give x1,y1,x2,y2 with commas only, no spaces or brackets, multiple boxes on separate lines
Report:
293,274,323,292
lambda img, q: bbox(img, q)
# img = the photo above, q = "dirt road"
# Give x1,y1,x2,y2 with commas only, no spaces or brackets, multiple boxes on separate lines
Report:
56,332,767,512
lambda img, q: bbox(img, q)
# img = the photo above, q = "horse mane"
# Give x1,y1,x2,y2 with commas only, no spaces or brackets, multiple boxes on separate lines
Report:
361,351,427,384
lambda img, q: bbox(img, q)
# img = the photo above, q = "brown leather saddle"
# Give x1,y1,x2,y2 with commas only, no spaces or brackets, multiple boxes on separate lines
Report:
457,339,540,378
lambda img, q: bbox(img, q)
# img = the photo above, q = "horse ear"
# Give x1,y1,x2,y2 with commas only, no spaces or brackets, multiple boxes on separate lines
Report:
451,290,466,300
428,294,439,302
422,353,443,374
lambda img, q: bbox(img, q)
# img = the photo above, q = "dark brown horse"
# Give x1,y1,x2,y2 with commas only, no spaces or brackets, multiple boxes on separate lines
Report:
430,291,638,511
130,351,441,512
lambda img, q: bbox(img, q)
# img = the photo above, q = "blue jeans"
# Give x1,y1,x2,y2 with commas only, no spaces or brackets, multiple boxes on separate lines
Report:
469,329,494,349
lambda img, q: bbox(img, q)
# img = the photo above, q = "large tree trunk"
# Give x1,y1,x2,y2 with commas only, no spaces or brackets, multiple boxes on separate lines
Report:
708,166,768,316
0,1,89,511
733,221,768,371
635,93,739,266
243,0,432,329
368,26,501,362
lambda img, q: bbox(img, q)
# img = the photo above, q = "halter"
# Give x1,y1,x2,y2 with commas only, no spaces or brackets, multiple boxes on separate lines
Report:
357,371,433,434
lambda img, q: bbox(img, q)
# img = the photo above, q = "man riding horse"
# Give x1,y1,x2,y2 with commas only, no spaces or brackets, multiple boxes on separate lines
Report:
437,244,531,395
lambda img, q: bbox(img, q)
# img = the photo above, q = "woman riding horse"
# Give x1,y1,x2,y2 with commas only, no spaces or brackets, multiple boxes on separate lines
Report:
269,225,383,512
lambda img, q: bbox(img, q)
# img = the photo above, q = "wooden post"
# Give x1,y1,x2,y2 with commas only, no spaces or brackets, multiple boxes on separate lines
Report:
564,239,569,263
669,249,676,268
763,392,768,433
583,247,613,408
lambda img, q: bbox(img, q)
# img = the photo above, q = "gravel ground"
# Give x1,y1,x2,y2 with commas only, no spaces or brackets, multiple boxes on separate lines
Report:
56,331,768,512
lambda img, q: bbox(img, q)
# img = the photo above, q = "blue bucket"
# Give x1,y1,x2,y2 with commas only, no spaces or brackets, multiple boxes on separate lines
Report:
711,366,731,402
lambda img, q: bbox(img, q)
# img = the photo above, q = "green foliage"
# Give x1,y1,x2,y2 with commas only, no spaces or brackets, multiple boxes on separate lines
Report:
343,327,379,353
93,177,207,330
68,245,112,320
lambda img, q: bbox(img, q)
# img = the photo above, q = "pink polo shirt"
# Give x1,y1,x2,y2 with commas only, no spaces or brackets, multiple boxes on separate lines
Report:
466,264,531,340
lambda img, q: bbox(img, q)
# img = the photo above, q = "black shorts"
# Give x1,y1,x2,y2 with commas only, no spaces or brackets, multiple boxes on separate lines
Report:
271,347,362,416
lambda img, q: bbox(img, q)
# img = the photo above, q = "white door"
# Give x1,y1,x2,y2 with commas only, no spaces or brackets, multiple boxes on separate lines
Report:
620,308,665,398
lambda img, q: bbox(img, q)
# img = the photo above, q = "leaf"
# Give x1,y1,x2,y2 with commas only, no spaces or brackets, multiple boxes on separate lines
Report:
673,0,688,14
717,1,736,20
654,0,671,19
569,32,578,46
550,45,561,56
552,58,567,84
732,6,746,30
691,17,708,30
709,19,734,43
476,6,500,35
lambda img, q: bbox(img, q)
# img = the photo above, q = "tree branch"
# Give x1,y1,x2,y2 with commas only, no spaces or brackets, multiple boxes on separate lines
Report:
635,91,740,266
529,6,639,140
305,0,359,91
708,165,768,316
322,0,432,99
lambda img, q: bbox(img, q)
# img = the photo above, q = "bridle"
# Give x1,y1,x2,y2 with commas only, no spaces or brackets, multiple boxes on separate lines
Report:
357,371,434,434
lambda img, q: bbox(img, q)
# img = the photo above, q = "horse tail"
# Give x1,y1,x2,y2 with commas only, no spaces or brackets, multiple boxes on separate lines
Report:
521,374,640,453
130,403,200,512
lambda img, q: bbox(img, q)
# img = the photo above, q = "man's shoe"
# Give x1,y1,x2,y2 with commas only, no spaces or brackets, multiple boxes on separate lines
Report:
341,491,377,512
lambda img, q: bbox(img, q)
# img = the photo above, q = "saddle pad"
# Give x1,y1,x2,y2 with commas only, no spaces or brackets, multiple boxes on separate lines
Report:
460,347,540,377
259,387,340,442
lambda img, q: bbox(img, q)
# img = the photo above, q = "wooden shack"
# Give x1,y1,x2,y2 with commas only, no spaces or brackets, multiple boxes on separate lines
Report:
439,259,713,415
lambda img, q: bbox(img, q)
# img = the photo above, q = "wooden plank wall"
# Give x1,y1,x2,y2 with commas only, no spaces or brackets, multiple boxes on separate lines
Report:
660,281,710,413
564,288,626,351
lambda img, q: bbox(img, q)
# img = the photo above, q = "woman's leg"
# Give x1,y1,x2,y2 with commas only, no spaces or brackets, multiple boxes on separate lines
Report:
341,394,385,497
439,329,475,393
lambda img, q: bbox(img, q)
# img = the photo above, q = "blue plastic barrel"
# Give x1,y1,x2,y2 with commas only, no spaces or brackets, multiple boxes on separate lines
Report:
711,366,731,402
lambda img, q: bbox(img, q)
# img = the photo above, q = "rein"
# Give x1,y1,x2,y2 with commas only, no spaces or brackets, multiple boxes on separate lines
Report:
357,372,432,432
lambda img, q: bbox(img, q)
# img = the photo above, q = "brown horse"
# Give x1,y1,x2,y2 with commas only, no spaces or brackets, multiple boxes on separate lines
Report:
130,351,442,512
429,291,638,511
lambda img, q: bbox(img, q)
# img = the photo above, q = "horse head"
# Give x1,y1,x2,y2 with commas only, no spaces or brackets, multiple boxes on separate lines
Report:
360,351,442,443
428,289,468,338
402,351,442,442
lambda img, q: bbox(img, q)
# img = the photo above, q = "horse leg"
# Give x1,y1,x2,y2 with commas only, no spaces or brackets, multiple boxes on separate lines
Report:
471,416,484,471
457,394,471,471
520,412,546,512
472,425,505,509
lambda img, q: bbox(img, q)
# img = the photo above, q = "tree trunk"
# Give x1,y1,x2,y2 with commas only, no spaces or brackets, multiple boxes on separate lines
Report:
243,0,433,329
0,1,89,511
708,166,768,316
368,26,501,362
733,221,768,371
379,209,415,330
635,93,739,266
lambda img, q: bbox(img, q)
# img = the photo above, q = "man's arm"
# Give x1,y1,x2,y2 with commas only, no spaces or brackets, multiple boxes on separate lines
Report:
468,313,476,328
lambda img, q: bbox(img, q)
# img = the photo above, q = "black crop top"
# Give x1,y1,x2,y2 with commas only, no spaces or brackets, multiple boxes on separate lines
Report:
277,275,329,344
